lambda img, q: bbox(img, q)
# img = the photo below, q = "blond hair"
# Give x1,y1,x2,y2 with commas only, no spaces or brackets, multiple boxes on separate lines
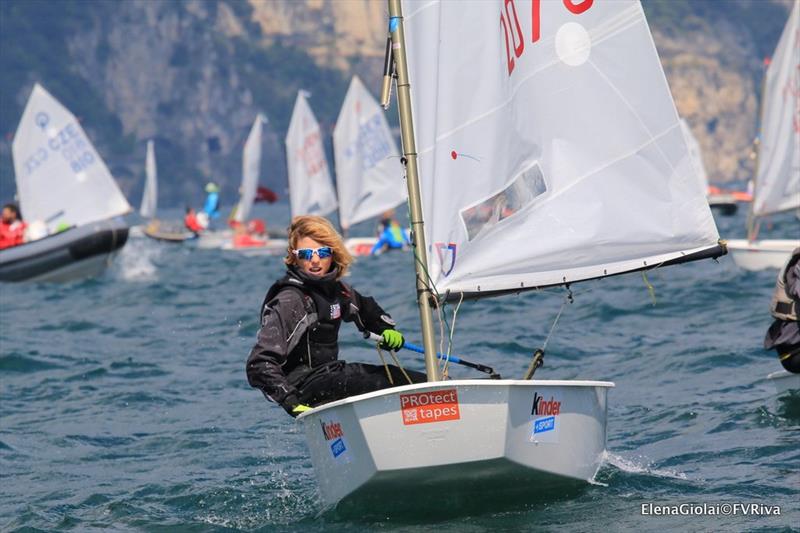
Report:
285,215,353,279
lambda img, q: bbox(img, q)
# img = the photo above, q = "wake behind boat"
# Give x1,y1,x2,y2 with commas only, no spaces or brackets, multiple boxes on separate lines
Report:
298,0,725,510
0,83,131,282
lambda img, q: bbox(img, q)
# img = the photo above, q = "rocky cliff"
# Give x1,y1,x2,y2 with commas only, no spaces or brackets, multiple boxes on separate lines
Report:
0,0,791,207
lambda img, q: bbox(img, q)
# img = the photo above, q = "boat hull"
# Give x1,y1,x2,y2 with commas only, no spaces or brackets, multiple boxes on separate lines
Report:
708,193,739,216
142,219,197,243
727,239,800,270
221,238,288,256
298,379,613,510
345,237,378,256
0,218,129,282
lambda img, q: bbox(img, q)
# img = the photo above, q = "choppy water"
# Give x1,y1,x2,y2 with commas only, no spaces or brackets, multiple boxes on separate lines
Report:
1,205,798,531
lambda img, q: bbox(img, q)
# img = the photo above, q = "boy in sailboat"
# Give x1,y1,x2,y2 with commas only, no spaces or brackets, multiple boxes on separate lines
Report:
370,212,410,255
202,182,220,227
184,207,204,234
765,248,800,373
246,215,425,416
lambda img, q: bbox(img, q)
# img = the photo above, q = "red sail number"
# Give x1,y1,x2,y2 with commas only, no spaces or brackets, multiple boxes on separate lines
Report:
500,0,524,75
502,0,595,75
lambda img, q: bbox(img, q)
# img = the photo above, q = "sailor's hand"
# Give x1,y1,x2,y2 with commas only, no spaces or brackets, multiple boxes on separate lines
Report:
379,329,405,351
280,394,311,417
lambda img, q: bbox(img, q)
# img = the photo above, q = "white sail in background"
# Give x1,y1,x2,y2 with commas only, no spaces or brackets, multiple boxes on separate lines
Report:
12,83,131,232
333,76,405,230
234,113,266,224
139,139,157,218
286,91,338,218
752,0,800,218
680,119,709,193
402,0,720,296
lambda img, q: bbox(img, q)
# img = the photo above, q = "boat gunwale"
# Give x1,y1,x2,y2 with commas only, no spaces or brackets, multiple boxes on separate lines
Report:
297,378,615,419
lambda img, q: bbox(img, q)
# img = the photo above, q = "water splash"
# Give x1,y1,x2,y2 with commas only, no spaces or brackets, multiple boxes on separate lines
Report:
602,451,689,481
112,234,161,281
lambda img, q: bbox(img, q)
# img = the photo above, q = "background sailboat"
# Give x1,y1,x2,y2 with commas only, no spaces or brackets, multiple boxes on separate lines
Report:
298,0,724,510
196,114,282,253
333,76,406,255
0,83,130,282
727,0,800,270
286,91,338,219
139,140,197,243
223,113,287,254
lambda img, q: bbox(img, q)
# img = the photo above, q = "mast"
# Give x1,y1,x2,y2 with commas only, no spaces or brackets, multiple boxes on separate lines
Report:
387,0,439,381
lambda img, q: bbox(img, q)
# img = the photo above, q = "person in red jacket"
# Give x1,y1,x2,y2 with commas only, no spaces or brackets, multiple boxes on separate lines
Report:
184,207,204,234
0,203,26,249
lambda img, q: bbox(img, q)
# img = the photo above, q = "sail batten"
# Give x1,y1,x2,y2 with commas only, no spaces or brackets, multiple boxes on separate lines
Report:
286,92,338,218
403,0,721,297
12,83,131,232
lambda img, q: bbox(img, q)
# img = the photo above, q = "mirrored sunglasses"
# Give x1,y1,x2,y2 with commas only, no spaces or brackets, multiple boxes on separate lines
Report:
293,247,333,260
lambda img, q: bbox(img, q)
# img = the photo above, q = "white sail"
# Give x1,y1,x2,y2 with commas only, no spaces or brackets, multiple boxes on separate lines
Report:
286,91,338,218
139,139,157,218
234,113,266,224
12,83,131,233
402,0,720,296
752,0,800,218
680,119,709,193
333,76,406,230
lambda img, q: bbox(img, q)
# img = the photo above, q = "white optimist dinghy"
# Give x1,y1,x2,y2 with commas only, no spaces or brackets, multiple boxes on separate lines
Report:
728,0,799,270
298,0,724,510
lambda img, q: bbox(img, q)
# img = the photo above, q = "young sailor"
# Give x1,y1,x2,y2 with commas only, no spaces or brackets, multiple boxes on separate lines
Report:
765,248,800,373
0,203,26,249
370,215,410,255
246,215,425,416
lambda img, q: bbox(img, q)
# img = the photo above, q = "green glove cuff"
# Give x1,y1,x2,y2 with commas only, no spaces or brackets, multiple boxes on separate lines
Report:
292,404,313,414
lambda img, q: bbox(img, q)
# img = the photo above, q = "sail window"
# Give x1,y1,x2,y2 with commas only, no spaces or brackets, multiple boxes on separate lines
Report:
460,162,547,241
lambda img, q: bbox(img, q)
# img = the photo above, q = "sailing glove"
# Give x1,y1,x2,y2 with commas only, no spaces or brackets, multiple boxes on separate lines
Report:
379,329,405,351
280,393,312,417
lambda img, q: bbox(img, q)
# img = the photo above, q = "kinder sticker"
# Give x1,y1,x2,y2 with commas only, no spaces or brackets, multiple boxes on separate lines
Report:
320,419,350,462
529,391,562,444
400,389,460,425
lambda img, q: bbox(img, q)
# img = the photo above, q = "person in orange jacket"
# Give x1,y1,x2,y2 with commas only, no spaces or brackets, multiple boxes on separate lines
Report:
184,207,204,234
0,203,26,249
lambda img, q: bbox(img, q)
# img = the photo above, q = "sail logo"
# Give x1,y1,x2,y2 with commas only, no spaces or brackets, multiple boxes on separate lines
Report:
320,420,350,461
330,303,341,319
434,242,457,277
400,389,460,425
529,392,562,444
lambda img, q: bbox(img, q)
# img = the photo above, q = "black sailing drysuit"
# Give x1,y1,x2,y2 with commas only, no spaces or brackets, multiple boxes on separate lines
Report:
764,248,800,373
246,265,426,413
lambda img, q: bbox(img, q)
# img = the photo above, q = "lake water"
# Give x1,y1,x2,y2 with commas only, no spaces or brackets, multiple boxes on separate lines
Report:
1,205,798,531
